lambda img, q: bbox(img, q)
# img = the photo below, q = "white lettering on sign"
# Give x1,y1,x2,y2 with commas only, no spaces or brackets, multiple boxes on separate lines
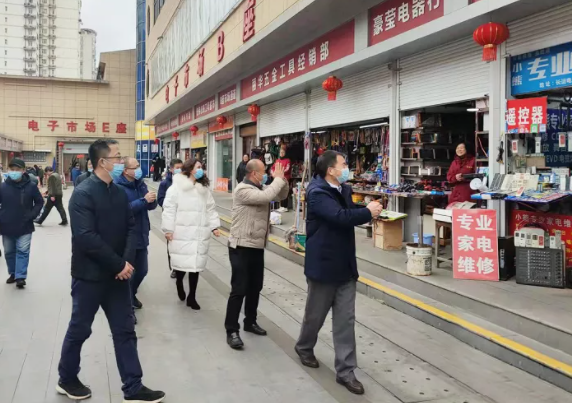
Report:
320,41,329,61
528,57,550,81
385,8,397,30
373,14,384,36
309,47,317,66
220,89,236,106
518,107,530,126
412,0,425,18
458,235,475,252
476,215,493,231
458,256,476,273
272,67,278,83
288,58,295,75
551,51,572,76
457,214,474,231
477,257,495,274
398,2,410,23
298,53,306,71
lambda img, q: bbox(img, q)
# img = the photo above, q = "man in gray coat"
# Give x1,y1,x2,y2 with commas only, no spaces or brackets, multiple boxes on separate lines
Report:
224,159,289,349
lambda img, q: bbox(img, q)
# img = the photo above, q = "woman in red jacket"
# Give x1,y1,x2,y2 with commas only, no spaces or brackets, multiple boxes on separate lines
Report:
271,147,291,211
447,142,476,204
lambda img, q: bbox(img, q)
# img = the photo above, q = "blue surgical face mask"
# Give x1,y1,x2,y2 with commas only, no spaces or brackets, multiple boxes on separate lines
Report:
105,160,124,181
336,167,350,184
134,168,143,180
88,168,93,172
261,173,268,185
7,171,22,181
174,168,182,175
194,168,204,180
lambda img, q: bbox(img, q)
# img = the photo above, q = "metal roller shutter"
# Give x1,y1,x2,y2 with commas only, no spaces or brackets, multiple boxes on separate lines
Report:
507,3,572,57
235,110,252,126
399,37,489,111
309,66,391,129
62,143,90,154
179,131,191,149
259,93,307,138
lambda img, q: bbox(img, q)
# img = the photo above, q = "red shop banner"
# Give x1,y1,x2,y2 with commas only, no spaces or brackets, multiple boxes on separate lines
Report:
195,96,216,119
218,85,237,109
506,97,548,134
156,122,170,134
179,109,193,126
241,20,355,99
452,209,500,281
510,210,572,266
369,0,443,47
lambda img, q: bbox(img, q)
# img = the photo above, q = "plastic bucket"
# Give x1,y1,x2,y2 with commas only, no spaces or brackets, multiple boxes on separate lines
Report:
294,233,306,253
412,233,435,246
406,243,432,276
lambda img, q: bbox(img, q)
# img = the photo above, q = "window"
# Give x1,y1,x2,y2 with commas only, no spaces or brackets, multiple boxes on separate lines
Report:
42,39,47,44
42,59,46,64
147,6,150,34
4,50,6,56
146,70,150,98
4,62,6,67
4,28,6,33
4,17,7,22
4,39,7,45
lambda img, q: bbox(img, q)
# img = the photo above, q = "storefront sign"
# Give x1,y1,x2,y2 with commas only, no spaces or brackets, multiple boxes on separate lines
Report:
452,209,500,281
214,130,233,141
544,108,572,166
506,97,547,134
511,42,572,96
170,117,179,129
157,121,171,134
219,85,237,109
510,210,572,266
209,116,234,133
241,20,355,100
27,120,127,134
195,96,216,119
179,109,193,126
191,130,207,149
215,177,229,192
369,0,443,47
243,0,256,43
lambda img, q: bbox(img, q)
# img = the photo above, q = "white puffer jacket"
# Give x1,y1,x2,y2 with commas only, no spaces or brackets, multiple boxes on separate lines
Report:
161,174,220,273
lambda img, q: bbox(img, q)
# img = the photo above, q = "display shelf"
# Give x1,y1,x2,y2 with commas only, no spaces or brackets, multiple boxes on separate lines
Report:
402,158,452,162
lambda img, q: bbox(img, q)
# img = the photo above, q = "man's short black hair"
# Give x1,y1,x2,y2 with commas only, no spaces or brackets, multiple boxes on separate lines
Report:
170,158,183,168
315,150,343,178
89,139,119,169
45,166,54,173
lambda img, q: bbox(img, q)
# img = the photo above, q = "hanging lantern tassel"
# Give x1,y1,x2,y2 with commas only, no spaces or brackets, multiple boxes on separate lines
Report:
217,115,228,127
190,125,199,135
248,104,260,122
473,22,509,62
173,132,179,140
322,76,343,101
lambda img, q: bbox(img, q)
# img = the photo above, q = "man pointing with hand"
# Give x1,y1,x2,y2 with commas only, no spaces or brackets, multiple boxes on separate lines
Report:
57,139,165,402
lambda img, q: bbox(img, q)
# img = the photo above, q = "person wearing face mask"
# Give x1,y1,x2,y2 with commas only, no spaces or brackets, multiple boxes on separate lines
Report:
57,139,165,403
71,163,82,185
224,159,289,349
161,158,220,309
115,157,158,312
295,151,383,396
34,166,68,226
0,159,44,289
74,159,93,187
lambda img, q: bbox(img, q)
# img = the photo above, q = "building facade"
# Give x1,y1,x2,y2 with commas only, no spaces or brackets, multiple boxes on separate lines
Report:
0,0,95,80
0,49,136,179
79,27,96,79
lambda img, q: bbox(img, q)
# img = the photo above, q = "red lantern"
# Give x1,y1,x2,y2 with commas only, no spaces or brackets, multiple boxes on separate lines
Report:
248,104,260,122
172,132,179,140
9,152,14,158
473,22,509,62
77,154,84,159
322,76,343,101
58,142,65,149
154,138,160,145
190,125,199,135
217,115,228,127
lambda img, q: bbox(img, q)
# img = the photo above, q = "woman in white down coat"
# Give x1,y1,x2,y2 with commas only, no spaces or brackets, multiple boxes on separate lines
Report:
162,158,220,309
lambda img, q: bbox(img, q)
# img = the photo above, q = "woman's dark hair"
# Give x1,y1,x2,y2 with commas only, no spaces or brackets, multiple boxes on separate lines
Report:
182,158,210,187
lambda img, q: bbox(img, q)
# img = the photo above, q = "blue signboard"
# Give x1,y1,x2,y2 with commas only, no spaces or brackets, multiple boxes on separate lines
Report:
511,42,572,96
543,109,572,167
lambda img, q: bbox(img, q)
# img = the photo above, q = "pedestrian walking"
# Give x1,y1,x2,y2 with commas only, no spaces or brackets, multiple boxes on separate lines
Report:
152,156,161,182
74,159,93,187
162,158,220,309
71,162,82,184
294,150,382,395
34,166,68,226
236,154,249,184
115,157,158,313
56,139,165,402
0,158,44,289
158,158,183,279
224,159,289,349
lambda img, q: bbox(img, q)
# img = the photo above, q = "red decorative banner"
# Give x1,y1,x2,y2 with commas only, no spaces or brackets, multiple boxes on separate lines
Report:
210,116,234,134
195,96,216,119
157,122,170,134
510,210,572,266
506,97,548,134
241,20,355,100
369,0,443,47
170,117,178,129
214,129,233,141
219,85,237,109
452,209,500,281
179,109,193,126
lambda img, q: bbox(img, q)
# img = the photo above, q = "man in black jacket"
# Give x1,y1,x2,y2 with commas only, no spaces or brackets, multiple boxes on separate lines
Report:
56,139,165,402
0,159,44,289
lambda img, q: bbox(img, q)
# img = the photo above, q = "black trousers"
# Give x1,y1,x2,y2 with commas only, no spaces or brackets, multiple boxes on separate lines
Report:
224,246,264,333
38,195,67,224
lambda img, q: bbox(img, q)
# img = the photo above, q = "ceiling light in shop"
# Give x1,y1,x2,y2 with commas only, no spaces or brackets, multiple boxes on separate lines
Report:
467,108,480,112
311,131,327,134
359,123,388,128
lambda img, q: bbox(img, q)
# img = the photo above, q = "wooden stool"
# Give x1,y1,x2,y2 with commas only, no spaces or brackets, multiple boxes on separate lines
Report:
434,220,453,269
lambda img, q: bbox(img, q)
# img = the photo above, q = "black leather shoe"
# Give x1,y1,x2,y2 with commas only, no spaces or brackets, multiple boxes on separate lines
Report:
295,348,319,368
244,323,267,336
16,279,26,289
336,377,365,395
6,275,15,284
227,332,244,349
170,271,177,279
59,221,68,226
124,385,165,402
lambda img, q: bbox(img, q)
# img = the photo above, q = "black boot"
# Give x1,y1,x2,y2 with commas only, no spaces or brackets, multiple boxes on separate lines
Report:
186,273,200,310
175,271,186,301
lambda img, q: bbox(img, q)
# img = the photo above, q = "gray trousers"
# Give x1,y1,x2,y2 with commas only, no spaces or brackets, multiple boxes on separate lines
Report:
295,278,357,381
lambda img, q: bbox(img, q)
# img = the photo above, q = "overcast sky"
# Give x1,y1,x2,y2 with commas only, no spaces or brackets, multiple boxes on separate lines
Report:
81,0,136,59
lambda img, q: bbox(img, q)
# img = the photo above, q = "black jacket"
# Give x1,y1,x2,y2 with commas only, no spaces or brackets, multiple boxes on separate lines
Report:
304,176,372,283
74,171,91,187
0,174,44,237
69,174,136,282
236,161,248,183
158,172,173,207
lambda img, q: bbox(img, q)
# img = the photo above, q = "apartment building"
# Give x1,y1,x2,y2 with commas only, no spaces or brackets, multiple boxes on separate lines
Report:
79,27,95,79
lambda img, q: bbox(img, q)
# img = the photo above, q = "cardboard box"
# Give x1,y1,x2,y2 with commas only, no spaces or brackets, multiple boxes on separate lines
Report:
373,219,403,251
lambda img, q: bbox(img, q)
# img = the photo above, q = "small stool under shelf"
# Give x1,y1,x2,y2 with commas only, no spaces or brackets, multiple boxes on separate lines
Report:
434,220,453,269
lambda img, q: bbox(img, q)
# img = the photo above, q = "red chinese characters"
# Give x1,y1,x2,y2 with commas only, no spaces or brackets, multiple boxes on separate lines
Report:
165,85,170,104
369,0,443,47
179,109,193,126
197,48,205,77
174,75,179,97
218,85,237,109
243,0,256,43
217,31,225,62
195,96,216,119
102,122,110,133
506,97,548,134
85,122,96,133
452,209,500,281
48,120,59,132
184,64,190,88
28,120,39,132
67,122,78,133
241,21,355,99
116,123,127,134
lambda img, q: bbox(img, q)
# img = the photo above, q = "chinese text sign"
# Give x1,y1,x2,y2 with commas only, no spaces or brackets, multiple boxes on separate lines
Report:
195,96,216,119
543,109,572,167
219,85,237,109
215,178,229,192
510,210,572,266
453,209,499,281
511,42,572,96
241,20,355,100
505,97,547,134
369,0,443,47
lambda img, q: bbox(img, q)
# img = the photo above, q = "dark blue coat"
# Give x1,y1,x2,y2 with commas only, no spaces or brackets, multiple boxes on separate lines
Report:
158,172,173,208
0,174,44,237
304,176,372,283
70,174,136,282
115,175,157,249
